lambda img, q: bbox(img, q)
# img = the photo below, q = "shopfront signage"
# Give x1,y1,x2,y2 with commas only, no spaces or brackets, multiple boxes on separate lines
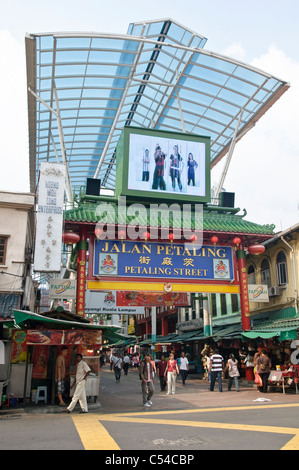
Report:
248,284,269,303
34,163,65,272
26,329,102,346
49,279,76,299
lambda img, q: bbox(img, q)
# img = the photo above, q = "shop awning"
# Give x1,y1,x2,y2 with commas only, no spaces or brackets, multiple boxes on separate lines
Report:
139,333,178,345
242,331,280,339
242,329,298,341
13,309,130,344
171,331,200,343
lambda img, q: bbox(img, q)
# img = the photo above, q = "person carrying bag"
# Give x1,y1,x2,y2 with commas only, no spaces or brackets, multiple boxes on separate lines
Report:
164,353,179,395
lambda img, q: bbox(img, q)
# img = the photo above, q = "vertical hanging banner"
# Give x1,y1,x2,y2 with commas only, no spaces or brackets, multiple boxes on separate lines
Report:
34,163,66,272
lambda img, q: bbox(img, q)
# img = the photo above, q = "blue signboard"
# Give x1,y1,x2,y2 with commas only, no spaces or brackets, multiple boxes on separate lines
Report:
93,240,234,282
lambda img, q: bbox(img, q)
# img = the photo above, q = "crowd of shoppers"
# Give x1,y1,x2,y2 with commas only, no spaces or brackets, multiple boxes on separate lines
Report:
101,345,281,409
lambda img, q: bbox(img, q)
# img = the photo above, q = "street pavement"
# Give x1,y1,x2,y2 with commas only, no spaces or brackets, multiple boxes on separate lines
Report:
2,367,299,451
1,365,299,415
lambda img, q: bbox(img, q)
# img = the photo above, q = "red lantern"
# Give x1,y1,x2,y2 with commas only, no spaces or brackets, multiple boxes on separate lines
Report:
233,237,241,246
142,231,150,241
94,227,103,239
168,233,175,243
62,232,80,244
248,244,265,256
210,235,219,245
190,234,197,243
118,229,126,240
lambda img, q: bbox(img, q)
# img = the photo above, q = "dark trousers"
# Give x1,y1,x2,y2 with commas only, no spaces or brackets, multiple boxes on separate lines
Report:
142,171,149,181
260,372,270,393
123,363,129,375
159,376,167,391
180,369,188,385
114,367,121,381
210,371,223,392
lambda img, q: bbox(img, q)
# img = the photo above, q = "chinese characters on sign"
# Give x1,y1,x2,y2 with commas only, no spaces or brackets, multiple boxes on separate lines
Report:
34,163,66,272
77,261,86,315
93,240,234,281
241,268,250,316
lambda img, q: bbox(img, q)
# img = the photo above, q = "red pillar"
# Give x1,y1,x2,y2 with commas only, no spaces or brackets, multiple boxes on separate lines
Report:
76,225,88,317
236,245,251,331
161,316,168,336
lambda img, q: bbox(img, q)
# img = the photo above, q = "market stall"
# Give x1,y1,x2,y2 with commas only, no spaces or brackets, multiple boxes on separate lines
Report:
8,309,129,406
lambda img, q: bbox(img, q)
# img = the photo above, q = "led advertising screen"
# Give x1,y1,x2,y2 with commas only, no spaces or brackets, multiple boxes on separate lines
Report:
116,127,211,203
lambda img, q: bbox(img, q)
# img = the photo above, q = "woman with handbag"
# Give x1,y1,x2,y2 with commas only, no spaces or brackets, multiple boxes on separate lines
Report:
256,350,272,393
224,354,240,392
164,353,179,395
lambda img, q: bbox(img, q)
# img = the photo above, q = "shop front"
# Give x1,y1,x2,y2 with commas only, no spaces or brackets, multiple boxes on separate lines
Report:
3,309,127,407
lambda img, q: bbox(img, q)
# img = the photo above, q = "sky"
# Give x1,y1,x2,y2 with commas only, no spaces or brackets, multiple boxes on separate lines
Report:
0,0,298,232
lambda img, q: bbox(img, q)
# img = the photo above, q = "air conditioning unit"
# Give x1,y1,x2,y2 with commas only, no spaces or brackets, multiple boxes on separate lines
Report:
269,286,281,297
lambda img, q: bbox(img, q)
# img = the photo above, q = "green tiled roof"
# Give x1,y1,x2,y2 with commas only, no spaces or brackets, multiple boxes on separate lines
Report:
64,201,275,238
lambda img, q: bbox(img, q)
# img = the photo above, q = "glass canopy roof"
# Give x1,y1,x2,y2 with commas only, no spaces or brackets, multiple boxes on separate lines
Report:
25,18,289,202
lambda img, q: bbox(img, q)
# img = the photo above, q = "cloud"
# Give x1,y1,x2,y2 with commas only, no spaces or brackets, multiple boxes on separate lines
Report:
212,46,299,231
221,42,246,61
0,30,29,193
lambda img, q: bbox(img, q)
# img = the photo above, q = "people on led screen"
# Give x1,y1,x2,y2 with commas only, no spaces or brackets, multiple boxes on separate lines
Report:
169,144,183,191
131,135,204,196
187,152,198,186
142,148,150,182
152,144,166,190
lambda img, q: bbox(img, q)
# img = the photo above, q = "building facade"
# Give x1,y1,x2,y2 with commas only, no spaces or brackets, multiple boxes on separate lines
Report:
0,191,36,319
247,223,299,325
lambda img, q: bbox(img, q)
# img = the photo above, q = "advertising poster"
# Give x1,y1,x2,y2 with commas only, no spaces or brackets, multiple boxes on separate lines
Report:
85,290,145,315
117,291,189,307
32,346,50,379
11,330,27,363
26,329,102,346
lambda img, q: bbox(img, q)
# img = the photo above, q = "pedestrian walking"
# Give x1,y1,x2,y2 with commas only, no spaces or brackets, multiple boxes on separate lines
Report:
139,354,155,407
178,352,189,385
132,354,140,369
156,355,167,391
113,352,123,382
224,353,240,391
209,349,224,392
66,353,91,414
123,353,130,376
110,353,115,371
164,353,179,395
149,354,156,378
55,346,68,405
256,349,272,393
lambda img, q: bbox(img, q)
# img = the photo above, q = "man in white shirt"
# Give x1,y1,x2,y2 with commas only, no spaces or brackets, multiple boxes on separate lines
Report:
66,354,91,413
113,352,123,382
123,354,130,375
178,352,189,385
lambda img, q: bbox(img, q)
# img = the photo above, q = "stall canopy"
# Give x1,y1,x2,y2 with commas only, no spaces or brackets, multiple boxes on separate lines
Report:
13,310,131,344
242,317,299,342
